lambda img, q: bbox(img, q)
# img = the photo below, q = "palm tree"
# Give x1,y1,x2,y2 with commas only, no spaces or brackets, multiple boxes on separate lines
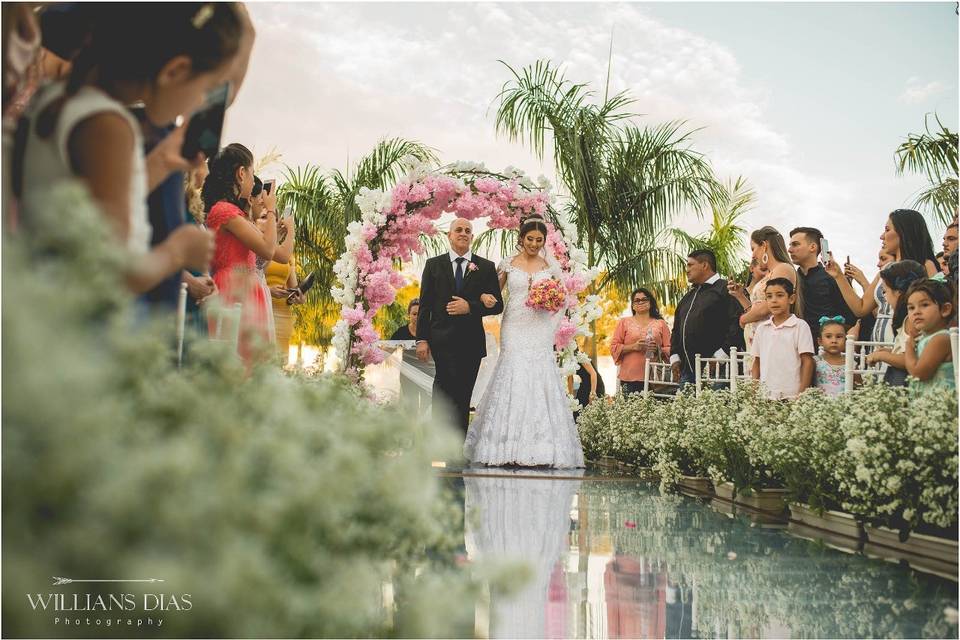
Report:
494,60,719,305
670,176,754,281
895,114,958,225
277,138,437,348
493,59,719,361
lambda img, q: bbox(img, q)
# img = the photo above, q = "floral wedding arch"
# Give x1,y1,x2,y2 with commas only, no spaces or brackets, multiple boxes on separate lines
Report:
331,157,602,387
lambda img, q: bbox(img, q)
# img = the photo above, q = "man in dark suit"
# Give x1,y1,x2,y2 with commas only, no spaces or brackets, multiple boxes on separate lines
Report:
416,218,504,432
670,249,745,387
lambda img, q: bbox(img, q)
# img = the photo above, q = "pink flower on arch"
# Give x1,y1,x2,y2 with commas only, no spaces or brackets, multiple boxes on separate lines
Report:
361,347,388,365
554,317,577,351
355,324,380,347
342,305,365,326
474,177,501,194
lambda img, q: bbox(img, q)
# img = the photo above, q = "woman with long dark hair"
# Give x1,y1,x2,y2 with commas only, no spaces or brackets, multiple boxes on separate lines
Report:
463,216,584,468
826,209,937,344
609,287,671,396
202,143,278,362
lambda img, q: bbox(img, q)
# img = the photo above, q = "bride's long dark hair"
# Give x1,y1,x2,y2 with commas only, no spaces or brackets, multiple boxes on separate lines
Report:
517,217,548,250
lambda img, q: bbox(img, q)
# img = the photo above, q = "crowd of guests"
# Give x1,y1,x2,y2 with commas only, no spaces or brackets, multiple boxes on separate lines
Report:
610,213,958,401
4,4,956,399
2,3,308,366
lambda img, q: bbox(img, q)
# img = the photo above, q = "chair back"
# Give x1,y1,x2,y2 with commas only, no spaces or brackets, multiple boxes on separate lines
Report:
643,360,680,399
844,339,894,392
695,353,732,395
728,347,752,393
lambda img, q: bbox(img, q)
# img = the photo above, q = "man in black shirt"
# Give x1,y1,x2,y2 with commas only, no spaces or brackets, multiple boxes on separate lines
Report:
391,298,435,413
670,249,745,386
788,227,856,339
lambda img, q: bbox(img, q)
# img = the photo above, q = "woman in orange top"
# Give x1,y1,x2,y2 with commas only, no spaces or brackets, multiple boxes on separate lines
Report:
610,287,671,396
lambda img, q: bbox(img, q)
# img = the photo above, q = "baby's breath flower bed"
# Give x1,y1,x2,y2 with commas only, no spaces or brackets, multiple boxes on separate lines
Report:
577,382,958,540
2,183,496,638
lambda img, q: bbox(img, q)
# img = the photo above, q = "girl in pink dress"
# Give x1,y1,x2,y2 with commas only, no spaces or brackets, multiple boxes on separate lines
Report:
201,144,278,363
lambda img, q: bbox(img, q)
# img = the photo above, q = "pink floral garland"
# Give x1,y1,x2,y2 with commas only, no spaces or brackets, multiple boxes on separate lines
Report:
333,167,594,379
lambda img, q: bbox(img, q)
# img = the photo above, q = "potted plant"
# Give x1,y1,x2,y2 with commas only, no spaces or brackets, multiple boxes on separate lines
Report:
835,383,958,563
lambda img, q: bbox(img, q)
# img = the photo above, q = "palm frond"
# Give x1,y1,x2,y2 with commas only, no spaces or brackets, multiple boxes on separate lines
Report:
274,137,438,348
896,113,959,223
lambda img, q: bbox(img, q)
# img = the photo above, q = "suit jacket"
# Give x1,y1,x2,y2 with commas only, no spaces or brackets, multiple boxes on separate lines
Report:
416,253,504,359
670,277,745,373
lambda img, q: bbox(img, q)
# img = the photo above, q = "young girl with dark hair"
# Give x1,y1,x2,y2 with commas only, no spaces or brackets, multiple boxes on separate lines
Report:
813,317,849,397
904,278,956,392
19,3,244,293
866,260,927,386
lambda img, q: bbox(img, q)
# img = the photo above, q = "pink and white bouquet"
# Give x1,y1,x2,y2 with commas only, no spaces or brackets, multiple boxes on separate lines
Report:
526,278,566,313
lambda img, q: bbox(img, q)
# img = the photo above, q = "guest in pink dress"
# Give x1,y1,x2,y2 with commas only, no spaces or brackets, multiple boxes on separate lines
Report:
610,288,671,396
201,144,278,363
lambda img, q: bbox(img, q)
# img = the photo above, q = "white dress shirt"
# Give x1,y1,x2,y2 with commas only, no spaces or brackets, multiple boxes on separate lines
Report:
448,250,473,277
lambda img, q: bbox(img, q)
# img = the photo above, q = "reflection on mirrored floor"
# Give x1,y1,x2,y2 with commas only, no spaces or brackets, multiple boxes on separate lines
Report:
442,468,959,639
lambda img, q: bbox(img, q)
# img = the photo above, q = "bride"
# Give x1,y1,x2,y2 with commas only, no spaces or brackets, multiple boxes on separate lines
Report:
463,216,585,468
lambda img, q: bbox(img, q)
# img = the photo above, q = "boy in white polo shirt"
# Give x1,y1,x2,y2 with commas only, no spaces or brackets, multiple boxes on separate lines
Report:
750,277,815,399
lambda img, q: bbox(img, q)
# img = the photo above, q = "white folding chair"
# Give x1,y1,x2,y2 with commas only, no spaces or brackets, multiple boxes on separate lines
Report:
950,327,958,388
643,360,680,399
695,353,732,395
210,302,244,353
176,282,188,368
843,339,894,393
728,347,752,393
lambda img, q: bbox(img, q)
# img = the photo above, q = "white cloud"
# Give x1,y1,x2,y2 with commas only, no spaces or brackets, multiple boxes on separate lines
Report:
900,79,947,105
223,2,943,276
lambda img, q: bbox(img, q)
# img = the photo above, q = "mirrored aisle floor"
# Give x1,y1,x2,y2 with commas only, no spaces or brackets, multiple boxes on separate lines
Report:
439,467,959,639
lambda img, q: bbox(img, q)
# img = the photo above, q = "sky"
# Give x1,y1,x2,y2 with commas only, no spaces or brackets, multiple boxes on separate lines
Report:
224,1,959,279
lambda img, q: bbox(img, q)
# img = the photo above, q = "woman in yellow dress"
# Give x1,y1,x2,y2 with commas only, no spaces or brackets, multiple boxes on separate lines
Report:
266,256,305,364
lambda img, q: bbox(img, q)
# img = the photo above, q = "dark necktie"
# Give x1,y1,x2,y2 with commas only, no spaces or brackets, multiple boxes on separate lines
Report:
455,257,465,293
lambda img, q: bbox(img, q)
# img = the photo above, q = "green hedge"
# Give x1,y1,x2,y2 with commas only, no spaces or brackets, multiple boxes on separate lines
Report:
577,383,958,535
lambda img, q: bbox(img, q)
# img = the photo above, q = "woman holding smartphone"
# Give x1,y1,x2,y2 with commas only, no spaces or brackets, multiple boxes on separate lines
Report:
202,144,279,363
250,180,298,364
267,251,305,365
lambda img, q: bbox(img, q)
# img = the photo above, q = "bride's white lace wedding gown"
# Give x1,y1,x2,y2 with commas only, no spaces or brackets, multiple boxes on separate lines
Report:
463,257,585,468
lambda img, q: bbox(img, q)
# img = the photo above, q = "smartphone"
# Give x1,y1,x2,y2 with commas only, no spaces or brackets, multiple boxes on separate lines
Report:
820,237,831,263
263,179,276,195
181,82,230,160
285,271,317,305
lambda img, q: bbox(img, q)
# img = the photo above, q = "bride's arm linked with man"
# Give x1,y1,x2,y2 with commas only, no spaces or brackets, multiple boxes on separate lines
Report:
415,218,504,432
